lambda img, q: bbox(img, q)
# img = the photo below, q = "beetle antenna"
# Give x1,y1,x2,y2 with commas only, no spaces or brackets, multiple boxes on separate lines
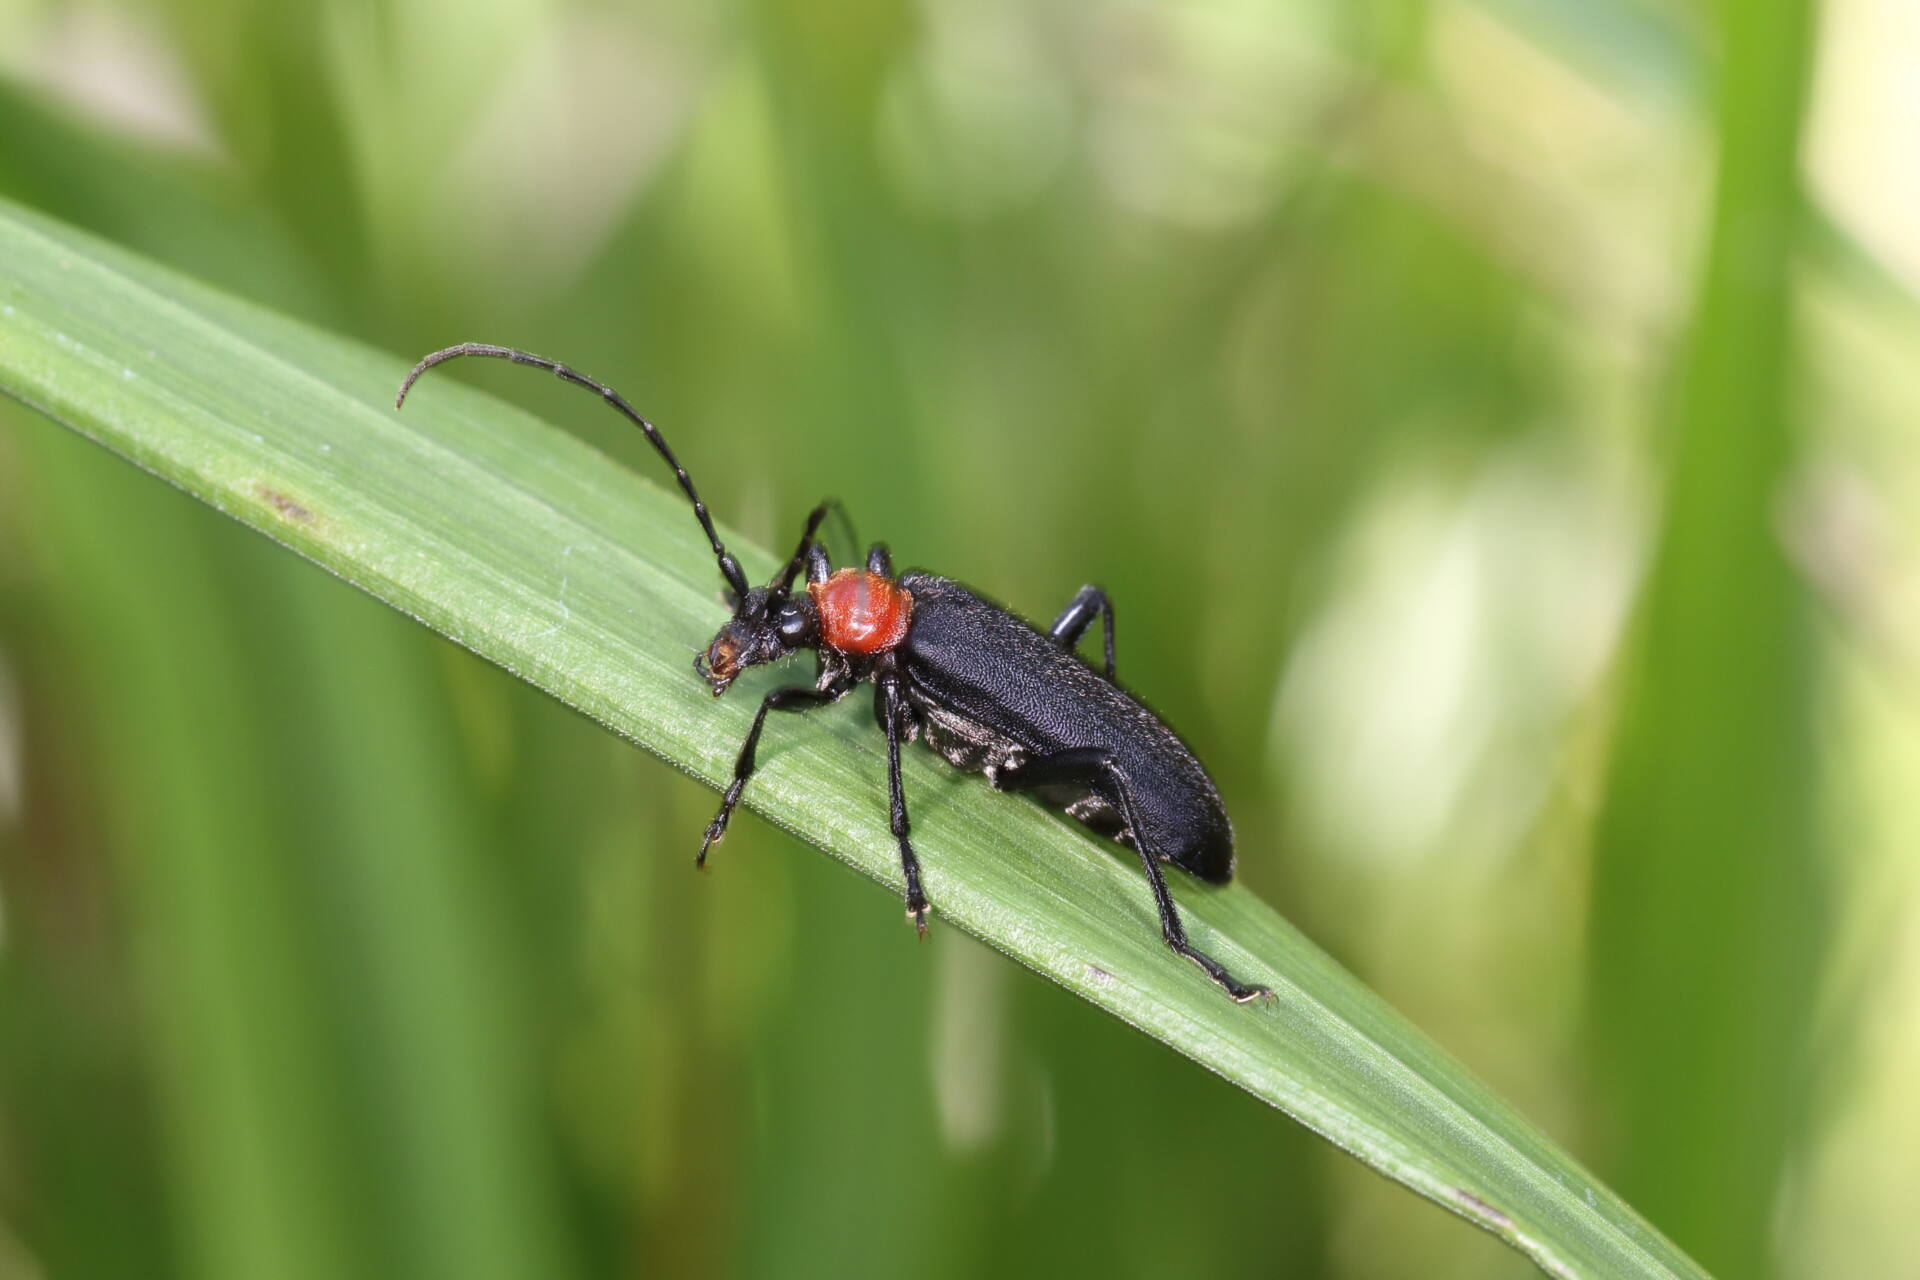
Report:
823,500,860,566
397,342,751,599
771,503,833,596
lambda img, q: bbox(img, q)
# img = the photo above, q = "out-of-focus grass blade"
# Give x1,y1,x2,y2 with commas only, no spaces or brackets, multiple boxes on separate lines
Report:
0,197,1703,1280
1587,1,1821,1276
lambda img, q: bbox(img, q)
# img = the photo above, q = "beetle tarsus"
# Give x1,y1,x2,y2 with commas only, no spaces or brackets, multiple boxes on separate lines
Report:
696,818,726,868
1173,944,1269,1003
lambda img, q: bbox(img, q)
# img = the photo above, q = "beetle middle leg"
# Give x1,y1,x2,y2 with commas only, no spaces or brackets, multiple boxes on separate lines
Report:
1049,585,1116,679
877,673,931,933
699,681,850,865
995,748,1269,1002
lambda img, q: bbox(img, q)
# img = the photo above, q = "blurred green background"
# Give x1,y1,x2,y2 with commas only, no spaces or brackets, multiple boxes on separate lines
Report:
1,0,1917,1277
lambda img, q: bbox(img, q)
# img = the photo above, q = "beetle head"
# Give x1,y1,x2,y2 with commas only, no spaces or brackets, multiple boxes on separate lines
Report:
695,586,819,695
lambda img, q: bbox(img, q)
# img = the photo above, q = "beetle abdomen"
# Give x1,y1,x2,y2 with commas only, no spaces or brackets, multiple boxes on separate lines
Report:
897,572,1234,882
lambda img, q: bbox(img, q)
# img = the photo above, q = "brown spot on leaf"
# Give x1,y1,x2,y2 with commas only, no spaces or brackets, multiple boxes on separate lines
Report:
258,486,314,523
1449,1188,1513,1231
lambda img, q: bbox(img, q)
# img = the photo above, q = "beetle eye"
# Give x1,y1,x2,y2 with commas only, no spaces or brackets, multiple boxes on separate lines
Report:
777,606,812,644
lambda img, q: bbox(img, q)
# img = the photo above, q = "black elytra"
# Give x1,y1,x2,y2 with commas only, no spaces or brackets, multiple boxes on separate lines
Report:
396,343,1270,1003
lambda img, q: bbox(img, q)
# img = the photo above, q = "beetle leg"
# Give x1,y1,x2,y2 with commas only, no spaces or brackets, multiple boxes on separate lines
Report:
1048,585,1117,680
1109,771,1269,1003
804,541,832,585
879,677,930,933
866,542,893,576
768,504,833,594
996,749,1269,1003
698,681,849,866
820,499,860,568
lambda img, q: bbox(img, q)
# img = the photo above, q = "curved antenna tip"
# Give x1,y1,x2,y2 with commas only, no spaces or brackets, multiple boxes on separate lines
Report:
395,342,514,410
393,341,753,600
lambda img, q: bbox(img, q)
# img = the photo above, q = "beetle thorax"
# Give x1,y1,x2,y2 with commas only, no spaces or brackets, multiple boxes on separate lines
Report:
808,569,912,657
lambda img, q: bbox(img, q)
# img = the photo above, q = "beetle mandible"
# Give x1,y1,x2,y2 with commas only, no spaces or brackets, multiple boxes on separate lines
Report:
397,343,1270,1003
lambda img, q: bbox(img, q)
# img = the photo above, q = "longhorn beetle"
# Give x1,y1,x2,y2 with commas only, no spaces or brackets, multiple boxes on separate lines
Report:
397,343,1270,1003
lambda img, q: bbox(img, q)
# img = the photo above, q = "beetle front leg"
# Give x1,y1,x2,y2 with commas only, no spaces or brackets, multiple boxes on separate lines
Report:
879,677,930,933
1049,585,1116,680
699,681,848,866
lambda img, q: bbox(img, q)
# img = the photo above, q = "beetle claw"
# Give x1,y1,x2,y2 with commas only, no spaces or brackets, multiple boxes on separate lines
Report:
696,824,724,868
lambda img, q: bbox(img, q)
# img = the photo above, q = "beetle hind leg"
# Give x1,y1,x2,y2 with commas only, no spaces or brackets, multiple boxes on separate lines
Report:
1167,928,1271,1004
994,749,1270,1003
1125,829,1272,1004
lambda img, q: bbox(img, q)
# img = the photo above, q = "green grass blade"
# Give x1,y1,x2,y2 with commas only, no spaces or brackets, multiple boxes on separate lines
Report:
0,196,1703,1280
1587,0,1821,1274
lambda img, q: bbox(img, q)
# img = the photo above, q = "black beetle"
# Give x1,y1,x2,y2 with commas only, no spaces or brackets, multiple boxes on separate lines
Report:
397,343,1269,1003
